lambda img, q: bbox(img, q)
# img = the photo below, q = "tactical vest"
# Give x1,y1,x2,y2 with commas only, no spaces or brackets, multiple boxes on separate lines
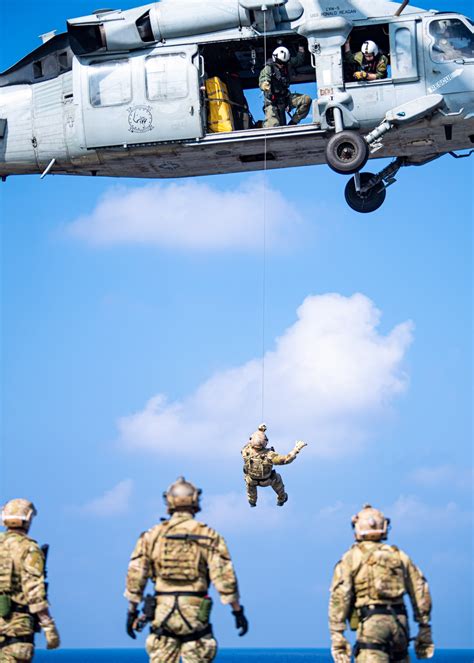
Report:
243,447,274,480
267,60,291,101
156,522,207,583
353,545,406,604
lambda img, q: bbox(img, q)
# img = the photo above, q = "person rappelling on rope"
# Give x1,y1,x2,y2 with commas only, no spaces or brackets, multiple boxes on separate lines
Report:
259,45,312,128
241,424,307,507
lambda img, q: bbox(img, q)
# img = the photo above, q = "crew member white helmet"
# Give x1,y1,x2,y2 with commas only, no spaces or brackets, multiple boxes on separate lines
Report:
361,40,379,57
272,46,290,64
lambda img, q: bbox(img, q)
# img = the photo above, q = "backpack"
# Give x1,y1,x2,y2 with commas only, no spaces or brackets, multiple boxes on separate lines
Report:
157,523,211,583
243,447,274,480
361,546,406,602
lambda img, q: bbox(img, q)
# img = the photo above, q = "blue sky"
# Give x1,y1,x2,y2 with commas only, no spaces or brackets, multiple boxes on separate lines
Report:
0,0,473,653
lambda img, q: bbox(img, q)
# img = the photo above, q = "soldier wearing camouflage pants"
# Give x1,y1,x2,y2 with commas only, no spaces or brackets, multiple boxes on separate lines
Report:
329,504,435,663
125,477,248,663
259,46,312,128
241,424,307,507
0,499,60,662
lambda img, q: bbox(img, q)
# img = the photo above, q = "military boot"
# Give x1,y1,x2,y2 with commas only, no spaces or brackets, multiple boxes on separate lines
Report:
277,493,288,506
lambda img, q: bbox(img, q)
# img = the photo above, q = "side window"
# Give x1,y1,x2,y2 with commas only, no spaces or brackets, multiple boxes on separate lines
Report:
146,54,188,101
430,19,474,62
393,27,414,77
89,60,131,107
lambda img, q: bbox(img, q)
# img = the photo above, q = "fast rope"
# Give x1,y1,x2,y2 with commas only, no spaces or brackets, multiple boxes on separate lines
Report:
261,6,268,422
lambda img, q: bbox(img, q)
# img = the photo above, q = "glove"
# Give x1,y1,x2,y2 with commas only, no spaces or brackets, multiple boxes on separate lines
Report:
415,625,435,659
294,440,307,452
261,81,271,93
42,618,60,650
354,70,368,81
232,606,249,636
331,631,351,663
126,608,139,640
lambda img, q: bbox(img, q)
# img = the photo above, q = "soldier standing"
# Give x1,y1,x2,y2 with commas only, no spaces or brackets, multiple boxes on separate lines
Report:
124,477,248,663
241,424,307,507
329,504,435,663
259,46,312,127
0,499,60,661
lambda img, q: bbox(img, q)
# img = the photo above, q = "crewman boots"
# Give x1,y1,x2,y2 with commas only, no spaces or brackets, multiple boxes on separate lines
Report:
277,493,288,506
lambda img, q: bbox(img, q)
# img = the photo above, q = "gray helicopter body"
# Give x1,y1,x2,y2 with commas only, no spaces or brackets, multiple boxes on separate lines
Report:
0,0,473,210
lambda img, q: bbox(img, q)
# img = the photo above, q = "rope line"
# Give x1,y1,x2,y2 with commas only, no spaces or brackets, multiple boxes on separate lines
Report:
261,8,268,422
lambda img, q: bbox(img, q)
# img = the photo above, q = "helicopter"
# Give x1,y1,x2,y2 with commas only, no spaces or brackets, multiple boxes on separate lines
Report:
0,0,473,212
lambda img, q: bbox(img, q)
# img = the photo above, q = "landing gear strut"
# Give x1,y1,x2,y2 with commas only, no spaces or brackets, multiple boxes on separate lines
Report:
344,158,405,213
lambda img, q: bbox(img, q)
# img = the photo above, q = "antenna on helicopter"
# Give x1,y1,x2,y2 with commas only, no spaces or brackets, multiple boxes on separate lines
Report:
394,0,410,17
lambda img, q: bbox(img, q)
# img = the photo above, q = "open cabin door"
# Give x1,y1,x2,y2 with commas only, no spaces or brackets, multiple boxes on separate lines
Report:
80,44,203,148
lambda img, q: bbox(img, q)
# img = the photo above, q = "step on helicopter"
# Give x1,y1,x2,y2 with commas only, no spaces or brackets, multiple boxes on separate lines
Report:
0,0,473,212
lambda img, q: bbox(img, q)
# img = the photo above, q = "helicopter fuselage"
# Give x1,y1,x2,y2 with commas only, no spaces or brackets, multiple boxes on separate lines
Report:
0,1,473,181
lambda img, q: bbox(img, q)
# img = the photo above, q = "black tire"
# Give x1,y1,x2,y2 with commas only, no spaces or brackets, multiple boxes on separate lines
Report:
326,131,369,175
344,172,387,214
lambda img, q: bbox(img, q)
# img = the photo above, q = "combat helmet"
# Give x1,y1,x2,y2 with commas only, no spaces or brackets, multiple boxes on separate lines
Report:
249,423,268,449
163,477,202,514
1,498,37,530
351,503,390,541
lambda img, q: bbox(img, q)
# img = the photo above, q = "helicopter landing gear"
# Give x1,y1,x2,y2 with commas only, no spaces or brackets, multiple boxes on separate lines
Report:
326,130,369,175
345,172,386,213
344,157,406,214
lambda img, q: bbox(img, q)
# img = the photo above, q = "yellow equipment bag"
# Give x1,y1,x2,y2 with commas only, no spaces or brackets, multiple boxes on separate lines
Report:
206,77,234,133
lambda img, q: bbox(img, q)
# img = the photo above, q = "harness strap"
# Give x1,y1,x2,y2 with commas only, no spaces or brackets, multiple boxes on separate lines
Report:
156,591,207,597
355,640,408,661
152,624,213,643
356,642,390,653
0,634,35,648
359,604,407,619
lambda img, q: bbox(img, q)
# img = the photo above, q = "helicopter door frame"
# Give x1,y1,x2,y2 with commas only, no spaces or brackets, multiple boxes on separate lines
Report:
79,44,204,149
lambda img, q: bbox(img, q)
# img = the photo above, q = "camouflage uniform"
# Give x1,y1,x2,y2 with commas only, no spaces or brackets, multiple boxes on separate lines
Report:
329,506,434,663
344,50,388,80
0,532,49,661
241,429,306,506
259,51,311,127
125,511,240,663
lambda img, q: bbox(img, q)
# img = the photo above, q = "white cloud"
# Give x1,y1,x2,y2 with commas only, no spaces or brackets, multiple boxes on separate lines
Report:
118,292,413,458
409,465,473,491
76,479,133,517
386,494,471,532
65,179,304,251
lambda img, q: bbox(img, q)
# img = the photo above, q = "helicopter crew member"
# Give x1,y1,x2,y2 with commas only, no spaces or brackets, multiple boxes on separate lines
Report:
241,424,307,507
329,504,435,663
0,499,61,662
125,477,248,663
259,45,312,127
344,39,388,81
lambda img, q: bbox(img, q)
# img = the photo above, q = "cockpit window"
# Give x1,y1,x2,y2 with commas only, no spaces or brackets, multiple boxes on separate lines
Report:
89,59,131,107
430,18,474,62
145,54,188,102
